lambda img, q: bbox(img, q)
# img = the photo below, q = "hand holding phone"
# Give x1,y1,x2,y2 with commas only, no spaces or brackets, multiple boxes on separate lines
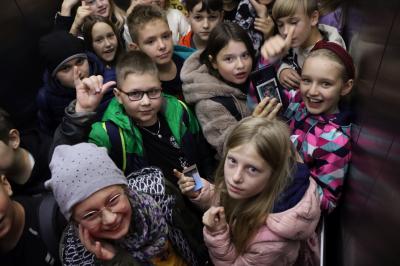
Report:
182,164,203,191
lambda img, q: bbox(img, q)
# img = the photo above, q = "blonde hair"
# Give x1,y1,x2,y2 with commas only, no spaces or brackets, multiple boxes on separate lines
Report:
116,50,159,85
306,49,351,82
109,0,126,31
214,117,295,254
272,0,318,20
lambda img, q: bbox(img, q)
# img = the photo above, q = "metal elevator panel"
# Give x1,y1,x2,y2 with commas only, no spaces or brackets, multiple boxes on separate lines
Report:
327,1,400,265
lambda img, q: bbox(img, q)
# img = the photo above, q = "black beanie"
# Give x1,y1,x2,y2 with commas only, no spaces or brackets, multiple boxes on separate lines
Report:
39,31,87,76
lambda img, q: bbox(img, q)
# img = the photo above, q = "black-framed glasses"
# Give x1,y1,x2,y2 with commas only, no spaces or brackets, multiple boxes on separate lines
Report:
118,88,162,101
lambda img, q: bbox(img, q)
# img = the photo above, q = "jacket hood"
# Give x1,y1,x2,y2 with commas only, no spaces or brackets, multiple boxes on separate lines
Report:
42,52,105,97
266,178,320,240
181,51,247,105
319,23,346,49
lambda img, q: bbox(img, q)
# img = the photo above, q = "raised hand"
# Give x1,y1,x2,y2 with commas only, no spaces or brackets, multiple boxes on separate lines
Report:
202,206,227,233
173,169,201,198
279,68,301,89
249,0,267,18
61,0,81,16
70,1,93,35
79,224,116,260
260,25,295,63
252,96,282,120
73,66,116,112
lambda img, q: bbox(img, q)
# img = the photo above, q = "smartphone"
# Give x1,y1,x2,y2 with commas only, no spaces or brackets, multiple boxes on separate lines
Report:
183,164,203,191
250,65,283,104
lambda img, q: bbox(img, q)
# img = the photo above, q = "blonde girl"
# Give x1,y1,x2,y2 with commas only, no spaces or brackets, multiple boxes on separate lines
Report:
175,117,321,265
57,0,131,46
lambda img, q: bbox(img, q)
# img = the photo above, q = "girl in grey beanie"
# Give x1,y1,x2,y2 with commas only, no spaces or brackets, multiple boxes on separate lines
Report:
46,143,169,265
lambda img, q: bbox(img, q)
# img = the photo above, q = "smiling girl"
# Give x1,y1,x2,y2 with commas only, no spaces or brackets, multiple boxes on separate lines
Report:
56,0,131,46
282,40,354,213
46,143,170,265
181,21,281,157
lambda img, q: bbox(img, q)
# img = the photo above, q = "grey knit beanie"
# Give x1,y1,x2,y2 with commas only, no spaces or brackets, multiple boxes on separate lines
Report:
45,143,128,220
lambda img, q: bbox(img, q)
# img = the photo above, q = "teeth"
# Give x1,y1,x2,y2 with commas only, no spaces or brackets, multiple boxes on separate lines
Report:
309,98,321,103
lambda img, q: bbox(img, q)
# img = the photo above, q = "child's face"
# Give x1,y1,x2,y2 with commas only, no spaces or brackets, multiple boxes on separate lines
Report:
83,0,110,18
211,40,253,85
276,6,318,48
55,57,90,89
224,143,272,200
188,3,223,43
300,56,351,115
134,19,174,66
115,73,162,127
0,175,13,239
91,22,118,63
73,185,131,240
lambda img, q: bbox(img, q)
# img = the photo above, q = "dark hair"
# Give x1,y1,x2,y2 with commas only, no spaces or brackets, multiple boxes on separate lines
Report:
200,22,256,79
0,108,14,142
82,15,122,64
185,0,223,13
116,50,159,85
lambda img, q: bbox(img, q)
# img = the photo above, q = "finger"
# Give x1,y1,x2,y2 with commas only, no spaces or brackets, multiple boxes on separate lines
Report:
173,169,183,179
218,207,226,222
81,0,86,7
102,80,116,94
266,103,282,119
259,98,278,116
73,66,83,88
287,72,301,85
183,184,195,193
269,37,286,55
252,96,270,116
284,26,295,49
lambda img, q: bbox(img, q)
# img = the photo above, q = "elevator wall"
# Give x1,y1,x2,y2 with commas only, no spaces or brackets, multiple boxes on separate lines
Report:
326,1,400,265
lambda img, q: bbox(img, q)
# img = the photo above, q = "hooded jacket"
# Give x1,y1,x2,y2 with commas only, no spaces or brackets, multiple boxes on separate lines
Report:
181,51,251,156
190,177,320,265
283,89,352,213
36,52,115,135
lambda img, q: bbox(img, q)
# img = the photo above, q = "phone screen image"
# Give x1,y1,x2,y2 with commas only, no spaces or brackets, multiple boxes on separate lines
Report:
183,164,203,191
250,65,283,104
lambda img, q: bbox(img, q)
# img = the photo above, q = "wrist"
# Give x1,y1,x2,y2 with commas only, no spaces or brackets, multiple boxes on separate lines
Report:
60,3,73,16
75,103,95,113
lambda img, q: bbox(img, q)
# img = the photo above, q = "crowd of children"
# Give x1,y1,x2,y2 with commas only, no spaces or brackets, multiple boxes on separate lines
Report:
1,0,354,265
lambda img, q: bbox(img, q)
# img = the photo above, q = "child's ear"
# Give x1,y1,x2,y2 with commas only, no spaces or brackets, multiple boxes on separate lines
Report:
340,79,354,96
113,88,124,104
209,55,217,69
310,10,319,27
0,175,13,196
8,129,20,150
127,42,139,51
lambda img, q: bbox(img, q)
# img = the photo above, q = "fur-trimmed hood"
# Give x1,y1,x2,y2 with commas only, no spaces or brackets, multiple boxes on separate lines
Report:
181,51,248,104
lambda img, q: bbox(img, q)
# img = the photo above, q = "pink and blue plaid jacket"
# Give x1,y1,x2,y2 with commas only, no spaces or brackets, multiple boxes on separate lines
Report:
283,89,352,213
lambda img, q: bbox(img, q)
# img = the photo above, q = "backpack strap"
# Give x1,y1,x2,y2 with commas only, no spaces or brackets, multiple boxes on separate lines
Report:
38,193,64,259
103,121,127,172
210,96,242,121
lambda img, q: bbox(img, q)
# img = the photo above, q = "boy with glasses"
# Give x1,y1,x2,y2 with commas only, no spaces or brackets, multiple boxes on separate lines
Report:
89,50,215,182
